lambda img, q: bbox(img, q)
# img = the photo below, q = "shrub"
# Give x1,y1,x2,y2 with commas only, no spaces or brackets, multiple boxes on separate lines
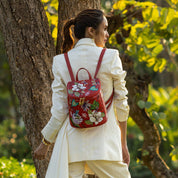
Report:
0,119,32,162
0,157,36,178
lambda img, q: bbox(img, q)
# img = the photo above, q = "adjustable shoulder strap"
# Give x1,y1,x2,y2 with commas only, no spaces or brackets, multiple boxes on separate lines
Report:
94,48,114,109
64,53,75,81
94,48,106,78
105,90,114,110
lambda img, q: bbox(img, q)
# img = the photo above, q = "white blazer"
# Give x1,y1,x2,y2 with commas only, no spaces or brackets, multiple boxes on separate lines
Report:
42,38,129,177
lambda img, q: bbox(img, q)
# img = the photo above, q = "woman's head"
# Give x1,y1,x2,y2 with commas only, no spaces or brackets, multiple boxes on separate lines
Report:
62,9,109,53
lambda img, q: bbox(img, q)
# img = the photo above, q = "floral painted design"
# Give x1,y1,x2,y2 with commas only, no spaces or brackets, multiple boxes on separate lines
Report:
81,100,91,111
68,78,106,128
72,83,86,91
81,113,88,118
71,99,78,107
88,110,105,125
72,111,83,125
89,86,98,91
91,79,99,86
90,100,99,110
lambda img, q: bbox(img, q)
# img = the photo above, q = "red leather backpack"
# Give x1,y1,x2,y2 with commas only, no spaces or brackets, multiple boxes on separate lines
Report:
64,48,113,128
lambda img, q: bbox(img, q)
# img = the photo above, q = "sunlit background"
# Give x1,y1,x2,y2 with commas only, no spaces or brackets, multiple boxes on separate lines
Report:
0,0,177,177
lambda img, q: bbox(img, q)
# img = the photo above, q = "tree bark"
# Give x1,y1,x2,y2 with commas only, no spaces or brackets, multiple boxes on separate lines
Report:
0,0,55,177
106,7,178,177
0,0,100,177
122,55,177,178
56,1,101,176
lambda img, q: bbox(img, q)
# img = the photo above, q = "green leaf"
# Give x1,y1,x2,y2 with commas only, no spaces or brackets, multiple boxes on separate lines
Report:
90,105,95,110
74,92,80,97
170,147,178,157
146,39,160,48
68,89,73,94
160,8,168,24
139,1,156,7
88,110,92,114
142,7,152,20
170,39,178,53
147,57,156,67
151,7,159,21
52,26,57,39
113,1,126,10
70,117,80,128
161,8,175,30
158,112,166,119
152,111,160,119
152,44,163,56
153,58,167,72
137,100,145,109
91,101,99,110
145,102,152,108
101,113,105,117
153,61,160,72
85,120,93,125
71,99,78,107
158,58,167,72
50,0,58,10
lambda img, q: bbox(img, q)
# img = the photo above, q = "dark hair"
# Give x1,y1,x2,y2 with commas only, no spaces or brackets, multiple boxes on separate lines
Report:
62,9,104,53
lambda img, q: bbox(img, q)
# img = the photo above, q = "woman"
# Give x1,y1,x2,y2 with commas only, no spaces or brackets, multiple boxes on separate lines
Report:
34,9,131,178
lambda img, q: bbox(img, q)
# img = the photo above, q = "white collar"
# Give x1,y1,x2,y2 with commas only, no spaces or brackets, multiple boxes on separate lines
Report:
74,38,96,48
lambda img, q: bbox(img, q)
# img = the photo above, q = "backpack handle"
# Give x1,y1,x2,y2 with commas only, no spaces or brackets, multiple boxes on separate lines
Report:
76,68,92,81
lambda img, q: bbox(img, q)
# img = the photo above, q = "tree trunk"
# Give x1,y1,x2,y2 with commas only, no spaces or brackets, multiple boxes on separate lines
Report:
0,0,55,177
57,1,101,177
0,0,100,177
107,10,178,178
123,55,177,178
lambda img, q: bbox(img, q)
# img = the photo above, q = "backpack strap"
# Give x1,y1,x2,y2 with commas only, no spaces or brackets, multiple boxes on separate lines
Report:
64,49,114,109
105,90,114,110
64,53,75,81
94,48,106,79
94,48,114,109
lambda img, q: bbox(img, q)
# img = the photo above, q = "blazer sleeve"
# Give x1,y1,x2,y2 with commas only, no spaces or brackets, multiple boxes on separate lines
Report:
111,50,130,122
41,57,68,143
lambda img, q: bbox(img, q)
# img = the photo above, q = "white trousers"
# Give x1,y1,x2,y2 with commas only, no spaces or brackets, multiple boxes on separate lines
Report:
69,160,131,178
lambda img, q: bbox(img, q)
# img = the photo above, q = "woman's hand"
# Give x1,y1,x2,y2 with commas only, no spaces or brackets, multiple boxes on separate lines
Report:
122,145,130,166
118,121,130,166
34,142,49,160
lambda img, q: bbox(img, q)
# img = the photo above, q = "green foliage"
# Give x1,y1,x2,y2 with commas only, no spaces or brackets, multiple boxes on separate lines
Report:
137,100,151,109
128,86,178,176
147,86,178,164
41,0,58,43
0,119,32,162
127,118,154,177
111,0,178,73
0,157,36,178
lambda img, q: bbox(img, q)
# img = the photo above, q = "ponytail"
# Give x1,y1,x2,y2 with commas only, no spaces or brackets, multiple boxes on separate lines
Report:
61,9,104,53
61,18,75,53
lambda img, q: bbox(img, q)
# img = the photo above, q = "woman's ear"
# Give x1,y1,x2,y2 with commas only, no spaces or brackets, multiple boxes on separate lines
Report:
85,27,96,38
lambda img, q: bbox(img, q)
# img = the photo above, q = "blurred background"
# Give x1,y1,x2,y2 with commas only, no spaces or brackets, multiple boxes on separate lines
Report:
0,0,177,177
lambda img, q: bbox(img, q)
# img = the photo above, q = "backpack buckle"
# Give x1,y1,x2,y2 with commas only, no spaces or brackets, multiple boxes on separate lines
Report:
79,98,85,106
